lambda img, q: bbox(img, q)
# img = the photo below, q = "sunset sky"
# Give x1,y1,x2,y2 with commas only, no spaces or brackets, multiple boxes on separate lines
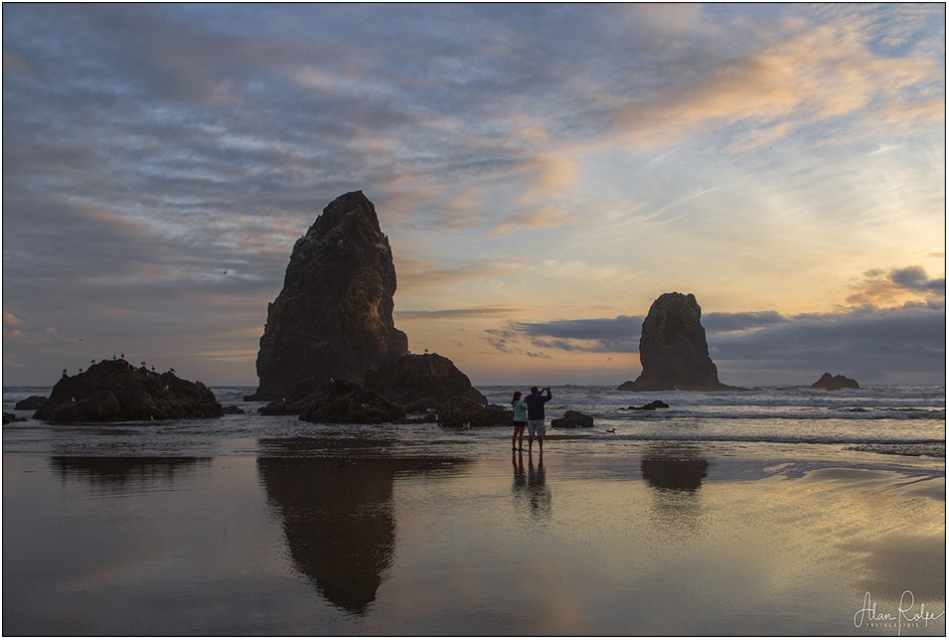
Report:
3,3,945,388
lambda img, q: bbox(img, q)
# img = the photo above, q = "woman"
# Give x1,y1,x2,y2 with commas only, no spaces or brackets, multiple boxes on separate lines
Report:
511,391,528,451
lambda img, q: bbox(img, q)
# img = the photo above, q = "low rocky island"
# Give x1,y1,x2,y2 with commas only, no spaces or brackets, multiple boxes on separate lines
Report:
15,395,47,410
810,372,860,390
33,359,222,423
365,353,488,406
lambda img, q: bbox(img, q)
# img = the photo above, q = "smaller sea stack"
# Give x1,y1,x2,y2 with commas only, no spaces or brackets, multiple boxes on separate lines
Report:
618,292,730,391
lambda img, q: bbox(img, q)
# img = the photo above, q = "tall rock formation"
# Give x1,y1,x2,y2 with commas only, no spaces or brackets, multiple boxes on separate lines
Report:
249,192,408,401
618,292,730,391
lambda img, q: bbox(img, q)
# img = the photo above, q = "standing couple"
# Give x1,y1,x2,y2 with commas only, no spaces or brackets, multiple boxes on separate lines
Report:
511,386,552,454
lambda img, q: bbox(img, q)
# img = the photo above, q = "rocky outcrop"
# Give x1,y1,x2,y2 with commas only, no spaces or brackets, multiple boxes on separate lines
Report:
3,412,26,424
248,191,408,401
437,396,513,427
810,372,859,390
14,395,47,410
263,379,405,424
620,400,670,411
618,292,730,391
364,353,487,406
299,381,406,425
33,359,222,423
550,410,594,428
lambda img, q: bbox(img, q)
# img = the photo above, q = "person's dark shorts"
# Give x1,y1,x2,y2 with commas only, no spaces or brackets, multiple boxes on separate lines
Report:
513,421,527,427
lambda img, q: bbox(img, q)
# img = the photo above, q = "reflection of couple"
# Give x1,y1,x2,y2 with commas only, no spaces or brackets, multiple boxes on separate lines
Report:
510,386,552,454
512,449,551,519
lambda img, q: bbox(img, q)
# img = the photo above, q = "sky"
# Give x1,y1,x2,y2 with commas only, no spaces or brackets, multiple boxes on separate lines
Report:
2,3,945,388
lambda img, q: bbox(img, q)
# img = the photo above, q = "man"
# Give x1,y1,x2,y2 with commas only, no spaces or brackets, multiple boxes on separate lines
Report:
524,386,552,454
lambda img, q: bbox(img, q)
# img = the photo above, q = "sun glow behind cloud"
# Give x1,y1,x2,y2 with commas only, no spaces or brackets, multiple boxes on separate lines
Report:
2,3,944,386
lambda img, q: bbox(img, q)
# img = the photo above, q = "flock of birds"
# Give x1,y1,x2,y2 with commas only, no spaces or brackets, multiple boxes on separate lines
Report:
63,353,176,377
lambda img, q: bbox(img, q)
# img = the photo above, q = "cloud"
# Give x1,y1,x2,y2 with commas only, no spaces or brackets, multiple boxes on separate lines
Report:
846,266,946,307
702,311,788,333
396,307,527,320
593,14,944,151
394,255,530,292
709,304,945,383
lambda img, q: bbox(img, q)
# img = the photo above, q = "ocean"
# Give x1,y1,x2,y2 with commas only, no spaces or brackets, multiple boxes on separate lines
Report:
5,384,944,458
3,384,945,635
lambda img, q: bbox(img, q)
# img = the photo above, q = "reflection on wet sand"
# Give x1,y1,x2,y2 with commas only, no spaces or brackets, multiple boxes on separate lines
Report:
512,451,551,521
640,443,709,540
257,437,468,615
640,443,708,491
48,456,211,490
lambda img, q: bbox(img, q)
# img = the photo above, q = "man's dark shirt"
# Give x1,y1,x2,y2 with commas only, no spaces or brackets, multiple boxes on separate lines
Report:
524,389,552,420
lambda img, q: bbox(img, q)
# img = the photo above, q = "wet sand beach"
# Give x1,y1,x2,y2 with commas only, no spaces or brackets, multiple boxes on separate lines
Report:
3,432,945,636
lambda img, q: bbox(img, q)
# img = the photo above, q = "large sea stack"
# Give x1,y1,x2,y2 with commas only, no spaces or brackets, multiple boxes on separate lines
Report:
249,192,408,401
618,292,730,391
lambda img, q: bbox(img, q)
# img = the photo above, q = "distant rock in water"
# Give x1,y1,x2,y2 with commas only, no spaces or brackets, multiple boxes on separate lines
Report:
620,400,670,411
14,395,47,410
248,191,408,401
3,412,26,424
618,292,731,392
810,372,860,390
33,359,222,423
364,353,487,406
550,410,594,428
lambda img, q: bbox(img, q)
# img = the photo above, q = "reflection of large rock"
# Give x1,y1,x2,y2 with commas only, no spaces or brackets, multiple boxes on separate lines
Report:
34,359,222,423
257,444,467,614
810,372,859,390
364,353,487,406
618,292,730,391
640,445,709,492
49,457,210,489
249,192,408,401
